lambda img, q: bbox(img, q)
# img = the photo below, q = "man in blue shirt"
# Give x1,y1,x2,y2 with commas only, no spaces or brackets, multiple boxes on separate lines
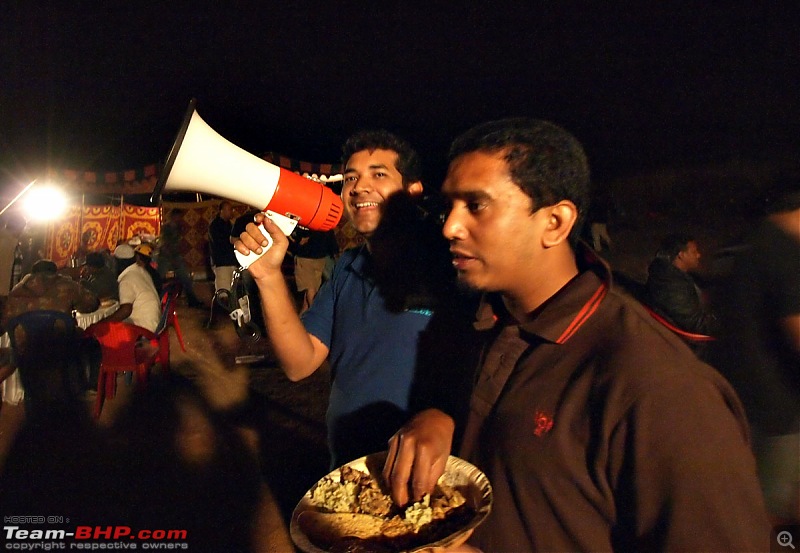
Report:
234,131,465,468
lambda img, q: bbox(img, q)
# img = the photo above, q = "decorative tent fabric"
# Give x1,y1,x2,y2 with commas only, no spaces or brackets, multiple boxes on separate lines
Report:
46,204,161,267
41,150,353,274
46,199,362,275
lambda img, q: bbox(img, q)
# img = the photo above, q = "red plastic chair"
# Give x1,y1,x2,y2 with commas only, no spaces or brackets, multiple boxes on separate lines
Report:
83,320,161,419
158,280,186,353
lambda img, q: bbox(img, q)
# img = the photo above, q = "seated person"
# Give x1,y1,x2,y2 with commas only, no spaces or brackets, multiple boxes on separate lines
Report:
80,252,119,301
645,232,717,337
135,243,162,297
1,259,101,394
104,245,161,333
113,243,136,276
2,259,99,327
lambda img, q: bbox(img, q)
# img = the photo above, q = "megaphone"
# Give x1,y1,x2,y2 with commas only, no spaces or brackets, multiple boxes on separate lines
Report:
151,99,343,268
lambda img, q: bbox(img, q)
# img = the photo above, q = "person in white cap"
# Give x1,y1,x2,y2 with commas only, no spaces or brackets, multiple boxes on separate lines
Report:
113,243,136,276
106,244,161,332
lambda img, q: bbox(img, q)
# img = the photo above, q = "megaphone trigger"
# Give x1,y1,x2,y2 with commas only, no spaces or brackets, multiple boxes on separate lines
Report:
234,210,299,269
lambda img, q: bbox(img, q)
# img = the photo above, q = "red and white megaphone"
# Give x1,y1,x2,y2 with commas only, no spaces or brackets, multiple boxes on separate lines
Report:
151,99,343,268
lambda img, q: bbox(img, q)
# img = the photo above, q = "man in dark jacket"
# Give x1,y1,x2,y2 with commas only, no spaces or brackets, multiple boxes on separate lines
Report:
80,252,119,301
207,201,238,306
645,232,717,336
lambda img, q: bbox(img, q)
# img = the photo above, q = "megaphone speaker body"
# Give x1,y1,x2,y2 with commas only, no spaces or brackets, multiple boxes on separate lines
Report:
153,99,343,234
151,99,343,268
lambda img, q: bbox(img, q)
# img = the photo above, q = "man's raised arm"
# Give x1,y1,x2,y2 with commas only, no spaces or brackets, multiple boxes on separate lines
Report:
234,213,328,381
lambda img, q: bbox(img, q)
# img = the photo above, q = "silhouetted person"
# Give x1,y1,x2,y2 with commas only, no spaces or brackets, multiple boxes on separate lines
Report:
208,200,238,306
711,186,800,524
2,259,99,327
0,212,26,297
290,228,339,313
101,378,263,552
157,209,203,308
80,251,119,301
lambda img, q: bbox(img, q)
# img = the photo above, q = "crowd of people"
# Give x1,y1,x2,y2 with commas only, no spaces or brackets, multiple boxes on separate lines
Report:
0,212,211,410
0,116,796,552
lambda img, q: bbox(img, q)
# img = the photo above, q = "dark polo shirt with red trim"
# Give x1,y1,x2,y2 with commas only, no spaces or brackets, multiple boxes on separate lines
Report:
463,252,770,552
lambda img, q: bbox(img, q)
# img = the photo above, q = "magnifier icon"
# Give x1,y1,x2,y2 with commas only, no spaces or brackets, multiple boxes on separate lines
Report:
778,530,796,549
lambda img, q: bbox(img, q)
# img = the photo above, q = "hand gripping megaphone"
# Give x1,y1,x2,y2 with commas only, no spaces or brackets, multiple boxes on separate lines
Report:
151,99,343,268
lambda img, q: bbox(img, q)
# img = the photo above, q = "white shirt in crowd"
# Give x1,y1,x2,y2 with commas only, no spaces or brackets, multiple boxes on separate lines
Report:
117,264,160,332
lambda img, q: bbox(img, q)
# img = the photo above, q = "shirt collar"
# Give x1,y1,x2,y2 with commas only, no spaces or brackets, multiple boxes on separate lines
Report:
474,242,612,344
344,244,373,278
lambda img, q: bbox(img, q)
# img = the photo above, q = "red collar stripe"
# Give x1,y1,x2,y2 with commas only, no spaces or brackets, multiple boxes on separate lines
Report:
554,283,608,344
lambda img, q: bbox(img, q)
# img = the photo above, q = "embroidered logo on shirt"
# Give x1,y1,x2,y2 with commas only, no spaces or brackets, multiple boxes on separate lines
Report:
533,410,554,437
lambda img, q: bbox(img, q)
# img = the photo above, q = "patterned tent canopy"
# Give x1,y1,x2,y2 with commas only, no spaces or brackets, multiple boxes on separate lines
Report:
42,152,358,275
42,152,343,195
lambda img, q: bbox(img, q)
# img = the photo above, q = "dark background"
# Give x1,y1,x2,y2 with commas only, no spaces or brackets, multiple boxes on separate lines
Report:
1,1,798,196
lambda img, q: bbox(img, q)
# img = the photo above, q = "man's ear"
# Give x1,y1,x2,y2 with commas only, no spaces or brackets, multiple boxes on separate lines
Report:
406,181,423,196
542,200,578,248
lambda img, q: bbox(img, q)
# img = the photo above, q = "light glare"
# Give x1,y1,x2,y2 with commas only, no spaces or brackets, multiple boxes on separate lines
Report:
21,185,69,221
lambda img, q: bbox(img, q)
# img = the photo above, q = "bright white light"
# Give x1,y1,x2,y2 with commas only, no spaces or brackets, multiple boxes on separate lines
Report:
21,184,69,222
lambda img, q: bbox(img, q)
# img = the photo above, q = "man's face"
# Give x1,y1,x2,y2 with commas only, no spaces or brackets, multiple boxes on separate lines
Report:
220,203,233,220
341,149,411,238
442,150,552,294
678,240,702,272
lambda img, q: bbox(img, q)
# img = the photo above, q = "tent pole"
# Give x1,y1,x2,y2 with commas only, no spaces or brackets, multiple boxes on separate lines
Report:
119,194,125,244
78,193,85,243
0,180,36,218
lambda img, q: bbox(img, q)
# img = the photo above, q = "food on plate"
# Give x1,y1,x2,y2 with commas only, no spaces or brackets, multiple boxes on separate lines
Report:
300,464,474,551
297,512,384,542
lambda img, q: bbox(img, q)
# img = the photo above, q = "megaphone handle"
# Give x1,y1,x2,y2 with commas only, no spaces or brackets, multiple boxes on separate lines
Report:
234,210,299,269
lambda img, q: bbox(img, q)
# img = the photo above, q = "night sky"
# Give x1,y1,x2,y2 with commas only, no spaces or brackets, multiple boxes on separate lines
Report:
1,2,798,196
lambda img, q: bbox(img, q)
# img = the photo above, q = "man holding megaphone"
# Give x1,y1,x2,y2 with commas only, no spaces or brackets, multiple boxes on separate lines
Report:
235,130,473,470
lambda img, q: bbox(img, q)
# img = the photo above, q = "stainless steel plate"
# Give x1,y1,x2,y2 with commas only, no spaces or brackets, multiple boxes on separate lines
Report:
290,451,493,553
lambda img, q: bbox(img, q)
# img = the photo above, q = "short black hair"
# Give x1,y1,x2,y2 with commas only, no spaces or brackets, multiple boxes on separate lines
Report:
135,251,151,264
341,130,422,186
31,259,58,274
655,233,695,262
85,252,106,268
448,118,590,245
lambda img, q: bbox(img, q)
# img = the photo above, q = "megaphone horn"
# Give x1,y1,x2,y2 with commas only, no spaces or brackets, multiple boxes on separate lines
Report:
151,99,343,234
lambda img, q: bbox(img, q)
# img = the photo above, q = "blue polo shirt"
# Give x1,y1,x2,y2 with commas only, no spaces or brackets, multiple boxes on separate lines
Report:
301,245,435,468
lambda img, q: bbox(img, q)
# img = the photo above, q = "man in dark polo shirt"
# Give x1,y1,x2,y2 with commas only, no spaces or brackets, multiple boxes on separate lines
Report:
383,119,770,552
